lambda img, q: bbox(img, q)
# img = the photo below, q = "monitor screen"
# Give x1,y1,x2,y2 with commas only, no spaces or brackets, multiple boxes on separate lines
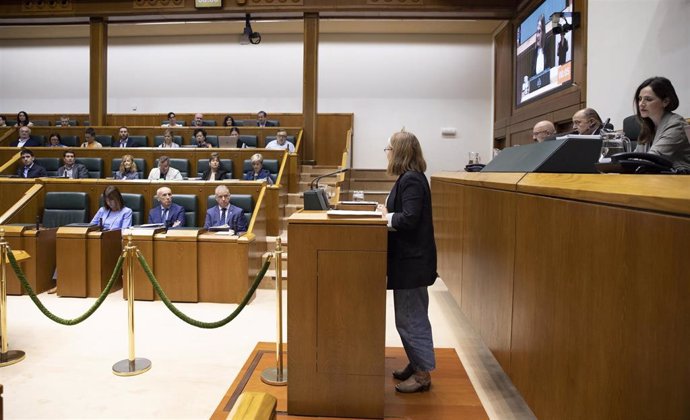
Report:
515,0,573,107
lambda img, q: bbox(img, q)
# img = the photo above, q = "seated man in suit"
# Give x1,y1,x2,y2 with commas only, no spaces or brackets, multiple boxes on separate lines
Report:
204,185,248,235
257,110,276,127
17,148,47,178
58,115,72,127
572,108,604,135
57,150,89,178
265,129,295,153
532,120,556,143
148,155,183,180
190,113,204,127
148,186,185,228
11,126,42,147
116,126,139,148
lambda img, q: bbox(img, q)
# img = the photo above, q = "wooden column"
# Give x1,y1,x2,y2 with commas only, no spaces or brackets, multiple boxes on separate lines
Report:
302,13,319,164
89,17,108,126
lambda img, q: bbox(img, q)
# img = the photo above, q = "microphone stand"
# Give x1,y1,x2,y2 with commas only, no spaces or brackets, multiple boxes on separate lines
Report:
304,168,348,210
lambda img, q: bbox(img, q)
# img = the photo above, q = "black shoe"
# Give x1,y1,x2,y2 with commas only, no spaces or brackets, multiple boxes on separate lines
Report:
395,371,431,393
392,363,415,381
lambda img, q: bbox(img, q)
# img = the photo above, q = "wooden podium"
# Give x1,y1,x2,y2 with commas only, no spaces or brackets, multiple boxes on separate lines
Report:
1,225,56,295
124,227,201,302
55,226,122,297
287,211,387,419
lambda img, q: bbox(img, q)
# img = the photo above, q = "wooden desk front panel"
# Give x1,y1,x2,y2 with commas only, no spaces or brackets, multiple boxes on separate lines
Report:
56,235,88,297
511,194,690,420
197,238,251,303
431,179,465,307
288,221,386,419
153,237,198,303
461,185,515,373
4,228,55,295
87,230,122,298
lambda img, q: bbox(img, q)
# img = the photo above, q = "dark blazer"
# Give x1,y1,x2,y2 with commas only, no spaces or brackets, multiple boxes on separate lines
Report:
10,138,42,147
257,121,277,127
57,163,89,179
17,163,47,178
204,204,248,233
243,168,273,184
386,171,437,290
201,168,228,180
148,202,186,228
116,138,137,148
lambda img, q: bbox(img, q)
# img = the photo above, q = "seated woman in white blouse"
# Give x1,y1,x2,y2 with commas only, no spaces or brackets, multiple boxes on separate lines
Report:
158,129,180,148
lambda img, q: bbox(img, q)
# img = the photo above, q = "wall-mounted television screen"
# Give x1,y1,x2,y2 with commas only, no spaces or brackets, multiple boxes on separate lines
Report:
516,0,573,107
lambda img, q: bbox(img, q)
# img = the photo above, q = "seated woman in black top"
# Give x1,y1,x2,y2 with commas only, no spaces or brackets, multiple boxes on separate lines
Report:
201,152,228,181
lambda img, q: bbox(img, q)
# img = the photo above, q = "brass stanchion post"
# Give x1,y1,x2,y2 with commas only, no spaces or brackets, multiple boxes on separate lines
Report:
112,234,151,376
0,228,26,367
261,237,287,385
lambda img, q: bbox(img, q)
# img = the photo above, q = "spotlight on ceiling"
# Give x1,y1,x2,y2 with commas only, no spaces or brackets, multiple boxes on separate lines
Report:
240,13,261,45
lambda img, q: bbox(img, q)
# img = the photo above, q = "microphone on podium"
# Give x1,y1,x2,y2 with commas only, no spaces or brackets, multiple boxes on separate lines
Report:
304,168,349,210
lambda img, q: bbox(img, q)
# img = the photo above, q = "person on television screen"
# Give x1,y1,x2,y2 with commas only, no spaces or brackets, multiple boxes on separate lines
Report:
572,108,604,135
531,14,553,76
557,32,569,65
633,76,690,171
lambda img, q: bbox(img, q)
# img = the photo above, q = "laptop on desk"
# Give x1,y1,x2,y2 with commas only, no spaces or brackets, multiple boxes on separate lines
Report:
218,135,239,148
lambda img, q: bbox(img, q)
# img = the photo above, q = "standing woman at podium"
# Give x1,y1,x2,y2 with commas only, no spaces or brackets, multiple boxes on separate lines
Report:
377,131,437,393
90,185,133,230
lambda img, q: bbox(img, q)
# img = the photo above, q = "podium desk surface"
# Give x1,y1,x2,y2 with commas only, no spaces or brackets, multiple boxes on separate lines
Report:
288,210,387,225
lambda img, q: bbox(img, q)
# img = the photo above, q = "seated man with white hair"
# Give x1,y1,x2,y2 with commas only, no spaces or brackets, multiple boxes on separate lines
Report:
148,186,185,228
204,185,248,235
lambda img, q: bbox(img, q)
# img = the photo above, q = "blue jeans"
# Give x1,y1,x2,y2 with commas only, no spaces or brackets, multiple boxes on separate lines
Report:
394,287,436,372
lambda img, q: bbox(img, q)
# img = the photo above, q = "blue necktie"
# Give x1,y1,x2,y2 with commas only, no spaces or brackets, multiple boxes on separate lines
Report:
162,208,169,225
220,208,227,226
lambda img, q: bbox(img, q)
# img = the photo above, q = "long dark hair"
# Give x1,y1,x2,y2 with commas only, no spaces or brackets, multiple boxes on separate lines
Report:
634,76,679,145
16,111,30,126
103,185,125,211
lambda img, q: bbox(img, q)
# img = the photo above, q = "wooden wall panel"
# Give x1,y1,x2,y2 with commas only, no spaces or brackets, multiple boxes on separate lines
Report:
430,179,464,306
511,194,690,420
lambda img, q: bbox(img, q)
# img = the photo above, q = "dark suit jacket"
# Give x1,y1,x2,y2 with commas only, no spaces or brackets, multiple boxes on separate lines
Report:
386,171,437,290
57,163,89,179
243,168,273,184
10,138,43,147
17,163,47,178
148,202,186,228
116,138,137,148
257,121,277,127
201,168,229,180
204,204,248,233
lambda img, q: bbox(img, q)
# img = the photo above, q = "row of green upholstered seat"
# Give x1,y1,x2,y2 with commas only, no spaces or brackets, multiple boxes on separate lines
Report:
42,191,254,229
161,119,280,127
5,119,87,127
34,157,279,181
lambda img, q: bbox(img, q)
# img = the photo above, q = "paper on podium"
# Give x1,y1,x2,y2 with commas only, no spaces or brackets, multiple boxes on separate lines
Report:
326,209,382,218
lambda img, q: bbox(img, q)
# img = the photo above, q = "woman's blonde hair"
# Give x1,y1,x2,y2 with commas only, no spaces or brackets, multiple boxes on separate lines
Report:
386,131,427,176
119,154,138,173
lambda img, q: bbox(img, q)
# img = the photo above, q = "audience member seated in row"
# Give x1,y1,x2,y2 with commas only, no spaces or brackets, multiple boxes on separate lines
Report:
244,153,274,185
11,126,41,147
90,185,132,230
58,115,72,127
201,152,228,180
266,129,295,152
223,115,236,127
257,110,276,127
148,186,185,228
633,76,690,171
0,115,6,127
15,111,33,127
148,155,183,180
114,154,140,180
204,185,248,234
159,129,179,148
57,150,89,179
48,133,67,147
81,127,102,148
17,148,47,178
117,126,137,148
191,113,204,127
572,108,604,135
231,127,248,148
162,112,183,128
194,128,213,148
532,120,556,143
